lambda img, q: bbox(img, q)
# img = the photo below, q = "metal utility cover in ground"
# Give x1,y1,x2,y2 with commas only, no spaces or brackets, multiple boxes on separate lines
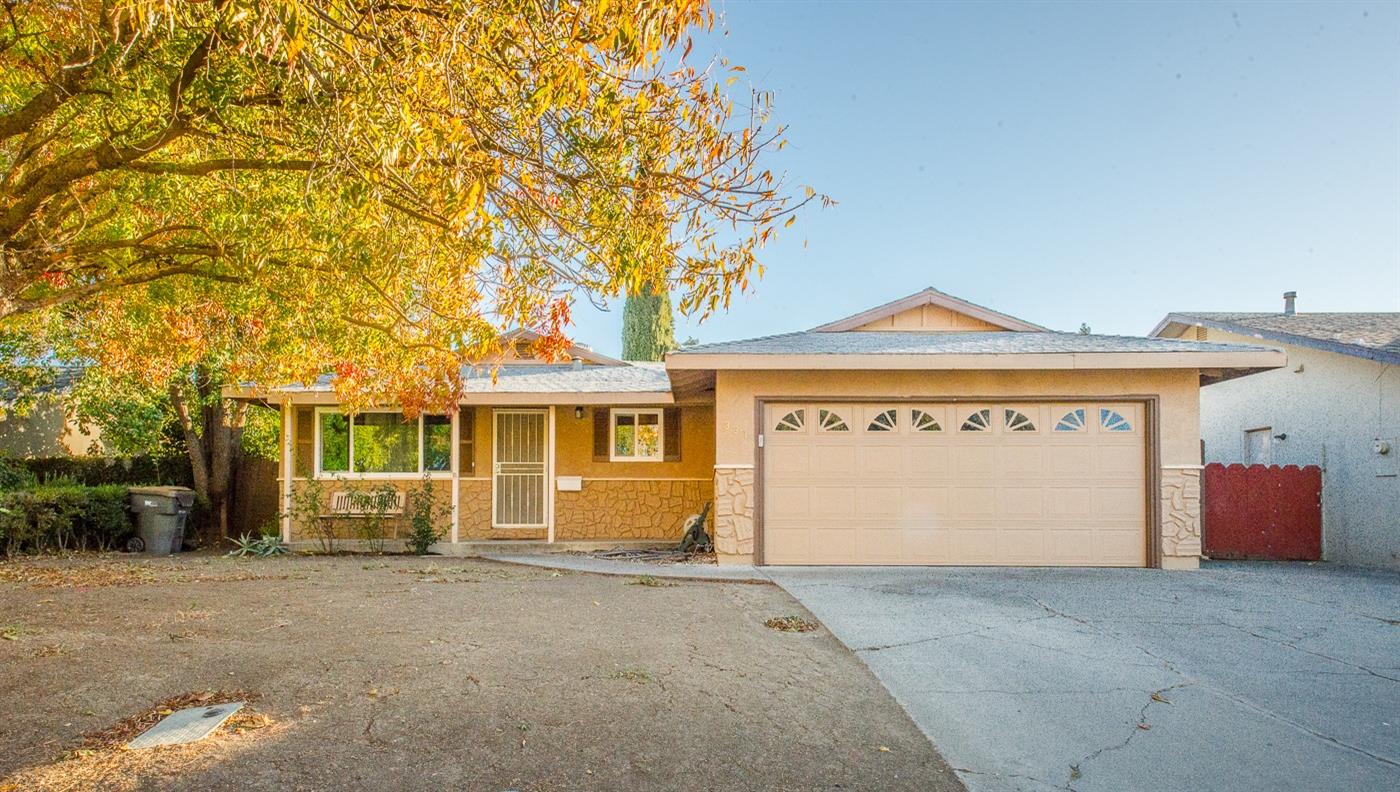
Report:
127,702,244,749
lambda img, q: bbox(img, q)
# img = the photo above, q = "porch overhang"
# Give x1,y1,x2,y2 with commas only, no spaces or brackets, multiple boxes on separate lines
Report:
223,386,678,406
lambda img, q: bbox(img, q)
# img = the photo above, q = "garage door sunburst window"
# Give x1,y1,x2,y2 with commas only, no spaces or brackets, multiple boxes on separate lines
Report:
1055,409,1087,432
911,409,942,432
775,410,806,432
1004,409,1037,432
867,409,898,432
1100,409,1133,432
960,409,991,432
818,409,850,432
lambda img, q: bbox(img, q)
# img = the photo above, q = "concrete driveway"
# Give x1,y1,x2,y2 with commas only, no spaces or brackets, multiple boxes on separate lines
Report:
768,562,1400,792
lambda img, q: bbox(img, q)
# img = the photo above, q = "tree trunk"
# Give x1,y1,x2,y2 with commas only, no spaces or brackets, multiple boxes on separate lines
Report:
169,368,245,546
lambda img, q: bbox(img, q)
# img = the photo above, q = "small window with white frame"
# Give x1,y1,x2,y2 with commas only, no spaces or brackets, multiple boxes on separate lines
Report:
611,409,663,461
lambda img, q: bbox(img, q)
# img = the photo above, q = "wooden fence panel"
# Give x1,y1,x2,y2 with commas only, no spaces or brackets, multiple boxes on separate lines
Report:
1202,463,1322,561
230,457,280,537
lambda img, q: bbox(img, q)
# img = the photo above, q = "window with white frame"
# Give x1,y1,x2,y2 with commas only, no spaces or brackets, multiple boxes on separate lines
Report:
316,409,453,477
611,409,663,461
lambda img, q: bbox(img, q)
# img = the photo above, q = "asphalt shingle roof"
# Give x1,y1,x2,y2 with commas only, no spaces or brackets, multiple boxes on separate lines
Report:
672,331,1272,356
1165,312,1400,364
464,363,669,393
284,362,670,394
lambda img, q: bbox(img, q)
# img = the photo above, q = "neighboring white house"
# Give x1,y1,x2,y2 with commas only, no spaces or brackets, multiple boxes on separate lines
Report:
0,367,101,458
1152,293,1400,570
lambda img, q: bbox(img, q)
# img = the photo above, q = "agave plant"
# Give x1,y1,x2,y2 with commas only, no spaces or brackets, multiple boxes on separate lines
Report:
227,532,289,558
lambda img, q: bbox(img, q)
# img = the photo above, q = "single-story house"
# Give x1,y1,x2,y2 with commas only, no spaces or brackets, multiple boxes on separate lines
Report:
1151,292,1400,569
235,288,1284,568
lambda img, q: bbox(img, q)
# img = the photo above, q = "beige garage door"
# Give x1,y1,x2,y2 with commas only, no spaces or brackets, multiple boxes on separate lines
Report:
761,402,1148,566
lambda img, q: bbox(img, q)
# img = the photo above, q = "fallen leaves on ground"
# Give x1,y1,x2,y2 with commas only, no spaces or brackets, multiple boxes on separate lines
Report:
764,615,819,633
0,558,291,589
627,575,678,588
0,689,272,792
0,561,156,589
392,566,520,583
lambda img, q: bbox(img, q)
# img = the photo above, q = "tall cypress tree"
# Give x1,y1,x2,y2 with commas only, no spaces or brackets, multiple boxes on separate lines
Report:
621,285,677,361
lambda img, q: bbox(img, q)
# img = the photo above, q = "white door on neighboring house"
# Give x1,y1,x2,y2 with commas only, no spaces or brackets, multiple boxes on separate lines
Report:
1245,428,1273,465
493,410,548,528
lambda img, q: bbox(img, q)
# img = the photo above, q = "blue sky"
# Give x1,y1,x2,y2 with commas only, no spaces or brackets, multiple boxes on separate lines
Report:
569,1,1400,357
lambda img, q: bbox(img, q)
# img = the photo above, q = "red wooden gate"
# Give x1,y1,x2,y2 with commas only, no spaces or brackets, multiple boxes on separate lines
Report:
1201,463,1322,561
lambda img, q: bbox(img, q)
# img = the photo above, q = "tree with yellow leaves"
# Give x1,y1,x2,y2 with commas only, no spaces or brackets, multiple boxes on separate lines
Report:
3,0,815,538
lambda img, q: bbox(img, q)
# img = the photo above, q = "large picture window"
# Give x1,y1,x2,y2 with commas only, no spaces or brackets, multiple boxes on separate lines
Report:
611,409,663,462
315,410,454,477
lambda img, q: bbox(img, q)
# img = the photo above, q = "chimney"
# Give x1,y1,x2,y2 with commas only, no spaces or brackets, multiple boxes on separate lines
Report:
1283,291,1297,316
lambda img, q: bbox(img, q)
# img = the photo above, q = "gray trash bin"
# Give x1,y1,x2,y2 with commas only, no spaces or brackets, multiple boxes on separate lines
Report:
128,486,197,554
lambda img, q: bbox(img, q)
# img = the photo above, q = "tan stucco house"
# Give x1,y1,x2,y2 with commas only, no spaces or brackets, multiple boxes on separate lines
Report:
239,288,1283,569
0,367,102,458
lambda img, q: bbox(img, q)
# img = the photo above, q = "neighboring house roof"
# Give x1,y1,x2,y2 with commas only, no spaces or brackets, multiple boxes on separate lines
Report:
499,328,625,366
810,287,1047,333
1151,312,1400,366
0,365,84,403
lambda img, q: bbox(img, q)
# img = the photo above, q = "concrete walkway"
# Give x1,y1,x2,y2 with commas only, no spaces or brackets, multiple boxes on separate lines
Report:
769,562,1400,792
479,552,769,582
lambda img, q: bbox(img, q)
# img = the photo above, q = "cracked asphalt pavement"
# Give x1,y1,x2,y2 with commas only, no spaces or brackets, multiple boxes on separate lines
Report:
768,561,1400,792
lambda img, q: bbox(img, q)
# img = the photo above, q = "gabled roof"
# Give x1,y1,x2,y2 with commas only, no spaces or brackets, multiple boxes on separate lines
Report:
810,287,1047,333
1151,312,1400,366
667,290,1286,385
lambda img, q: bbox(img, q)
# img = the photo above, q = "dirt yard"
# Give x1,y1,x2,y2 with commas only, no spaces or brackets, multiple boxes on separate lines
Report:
0,554,961,791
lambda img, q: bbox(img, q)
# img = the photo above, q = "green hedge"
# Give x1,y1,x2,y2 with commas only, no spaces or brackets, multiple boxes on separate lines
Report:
0,484,133,556
5,455,193,488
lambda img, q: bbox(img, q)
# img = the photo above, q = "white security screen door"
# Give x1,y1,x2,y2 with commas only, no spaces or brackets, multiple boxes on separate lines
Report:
493,410,548,527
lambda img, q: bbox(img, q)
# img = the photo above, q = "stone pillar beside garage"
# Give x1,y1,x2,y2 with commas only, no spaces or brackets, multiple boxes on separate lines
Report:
708,369,1210,569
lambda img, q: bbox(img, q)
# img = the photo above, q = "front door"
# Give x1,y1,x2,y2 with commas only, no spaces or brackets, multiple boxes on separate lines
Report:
493,410,548,528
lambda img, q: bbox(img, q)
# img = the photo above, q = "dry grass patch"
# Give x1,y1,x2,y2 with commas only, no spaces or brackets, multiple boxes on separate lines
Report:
0,690,273,792
627,575,678,588
391,566,528,583
32,643,69,658
607,668,654,683
765,615,820,633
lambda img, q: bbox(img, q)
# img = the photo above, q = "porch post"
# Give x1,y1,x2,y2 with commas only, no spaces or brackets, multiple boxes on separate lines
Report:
547,406,556,543
450,407,460,544
280,400,293,544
